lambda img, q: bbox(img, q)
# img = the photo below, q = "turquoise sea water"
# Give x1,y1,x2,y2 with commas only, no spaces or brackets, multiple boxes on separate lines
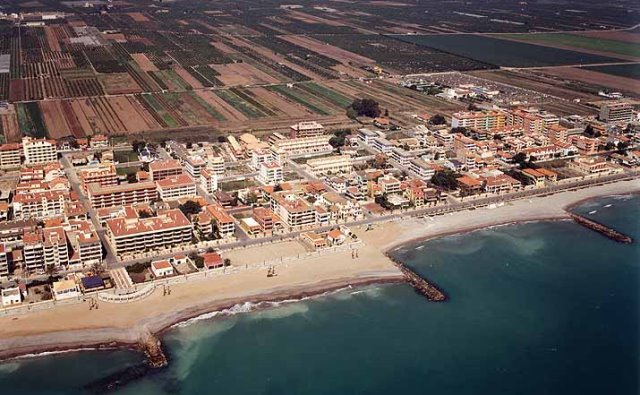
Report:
1,195,638,395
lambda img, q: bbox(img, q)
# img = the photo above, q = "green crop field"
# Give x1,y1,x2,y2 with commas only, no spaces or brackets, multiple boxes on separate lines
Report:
215,90,265,119
495,33,640,58
299,82,352,108
188,91,226,121
267,85,333,115
16,102,47,138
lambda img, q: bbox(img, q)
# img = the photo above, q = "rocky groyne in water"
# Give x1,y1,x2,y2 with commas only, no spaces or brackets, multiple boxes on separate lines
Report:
389,257,446,301
569,213,633,244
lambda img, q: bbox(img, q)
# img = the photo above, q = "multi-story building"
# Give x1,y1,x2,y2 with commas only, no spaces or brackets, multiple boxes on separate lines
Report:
105,209,192,256
451,110,507,130
409,158,436,180
205,204,235,238
434,130,454,149
482,174,521,194
306,155,352,176
251,149,274,170
89,134,109,148
23,227,69,272
207,155,225,175
252,207,276,233
200,168,218,194
258,161,284,185
0,244,8,277
567,156,612,174
378,175,401,195
390,148,413,167
156,174,197,200
509,108,559,134
270,135,332,158
184,156,206,179
22,136,57,164
290,121,324,138
569,135,599,155
66,220,102,267
12,190,69,219
77,164,118,193
599,102,633,123
371,137,394,154
0,143,22,169
149,159,183,181
87,181,158,209
271,192,316,229
357,128,378,145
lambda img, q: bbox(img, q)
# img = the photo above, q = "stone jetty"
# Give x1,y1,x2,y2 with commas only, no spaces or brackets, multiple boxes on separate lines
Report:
139,333,168,368
569,213,633,244
390,258,446,301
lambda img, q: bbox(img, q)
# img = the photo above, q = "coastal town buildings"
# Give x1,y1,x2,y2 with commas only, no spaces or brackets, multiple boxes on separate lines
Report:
87,182,158,209
290,121,324,138
149,159,183,181
22,137,57,165
105,209,193,256
599,102,633,123
156,174,197,200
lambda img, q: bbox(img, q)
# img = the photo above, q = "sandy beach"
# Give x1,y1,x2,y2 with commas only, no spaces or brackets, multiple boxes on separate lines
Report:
0,178,638,360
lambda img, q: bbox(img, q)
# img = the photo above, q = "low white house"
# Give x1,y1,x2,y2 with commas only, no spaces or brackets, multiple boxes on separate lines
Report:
1,286,22,306
52,279,81,301
151,260,174,277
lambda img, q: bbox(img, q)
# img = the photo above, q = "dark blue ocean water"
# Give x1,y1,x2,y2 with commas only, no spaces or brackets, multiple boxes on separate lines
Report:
1,194,638,395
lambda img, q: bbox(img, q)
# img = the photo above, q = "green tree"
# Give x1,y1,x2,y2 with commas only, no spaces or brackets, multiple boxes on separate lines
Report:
430,169,461,191
179,200,202,217
429,114,446,125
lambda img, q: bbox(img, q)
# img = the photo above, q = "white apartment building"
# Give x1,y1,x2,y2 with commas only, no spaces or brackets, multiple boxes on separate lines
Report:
251,149,274,170
290,121,324,138
22,137,57,164
409,158,436,180
184,155,206,179
258,161,283,185
23,227,69,272
207,155,225,175
200,168,218,194
12,190,69,219
451,110,507,130
105,209,193,256
0,143,22,169
271,192,316,228
270,135,333,157
390,148,413,167
357,128,378,145
371,137,394,154
0,244,8,277
306,155,352,176
156,174,197,200
599,102,633,123
66,220,102,267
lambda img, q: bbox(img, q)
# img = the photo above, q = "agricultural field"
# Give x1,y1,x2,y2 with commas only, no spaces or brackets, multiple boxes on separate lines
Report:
315,34,494,74
583,63,640,80
493,33,640,60
535,67,640,96
0,0,637,142
393,34,627,68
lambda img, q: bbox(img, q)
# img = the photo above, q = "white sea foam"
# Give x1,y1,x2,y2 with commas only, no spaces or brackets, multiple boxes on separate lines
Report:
589,210,597,214
0,362,20,373
604,204,612,208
